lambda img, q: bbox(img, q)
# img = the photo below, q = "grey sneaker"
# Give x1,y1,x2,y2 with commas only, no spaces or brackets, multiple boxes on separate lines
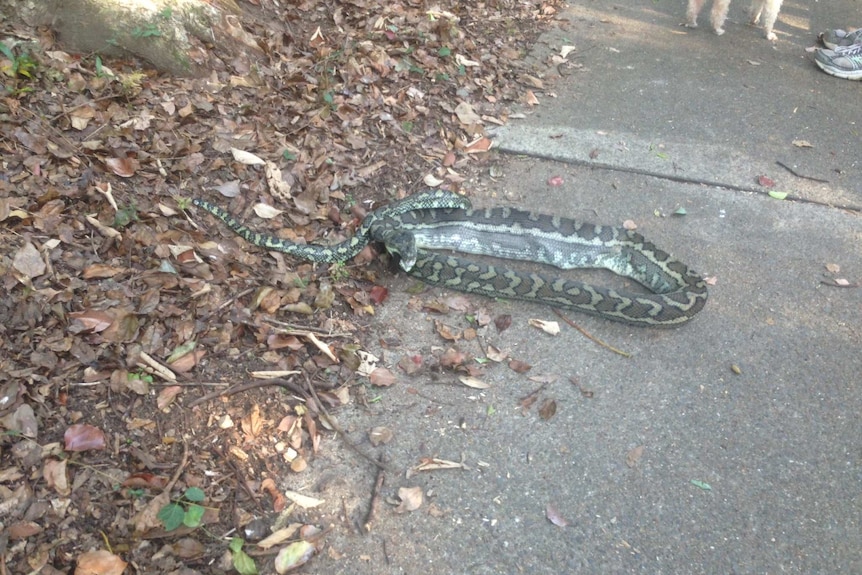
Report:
814,43,862,80
819,28,862,50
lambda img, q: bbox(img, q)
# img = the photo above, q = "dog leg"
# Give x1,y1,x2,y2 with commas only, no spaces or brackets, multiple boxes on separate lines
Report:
686,0,707,28
710,0,731,36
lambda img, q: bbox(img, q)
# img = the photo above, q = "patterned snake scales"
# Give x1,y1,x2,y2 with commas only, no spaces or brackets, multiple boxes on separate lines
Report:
193,190,707,327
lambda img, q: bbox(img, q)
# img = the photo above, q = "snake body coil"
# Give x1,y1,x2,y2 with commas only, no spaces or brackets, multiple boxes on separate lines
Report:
193,191,707,327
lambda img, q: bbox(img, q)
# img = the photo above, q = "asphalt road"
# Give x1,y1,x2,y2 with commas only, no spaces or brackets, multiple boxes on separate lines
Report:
306,2,861,573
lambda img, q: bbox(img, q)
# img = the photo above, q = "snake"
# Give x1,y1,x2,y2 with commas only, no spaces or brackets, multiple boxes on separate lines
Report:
192,191,707,327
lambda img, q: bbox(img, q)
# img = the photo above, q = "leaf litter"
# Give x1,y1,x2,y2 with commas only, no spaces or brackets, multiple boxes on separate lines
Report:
0,0,567,572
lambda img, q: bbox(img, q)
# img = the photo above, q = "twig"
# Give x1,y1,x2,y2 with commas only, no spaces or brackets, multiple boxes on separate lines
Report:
775,160,830,184
362,454,387,534
552,309,631,358
303,374,393,472
196,287,256,323
185,377,306,408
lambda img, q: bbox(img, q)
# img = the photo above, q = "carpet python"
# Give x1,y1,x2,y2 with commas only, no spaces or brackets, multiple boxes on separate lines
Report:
192,191,707,327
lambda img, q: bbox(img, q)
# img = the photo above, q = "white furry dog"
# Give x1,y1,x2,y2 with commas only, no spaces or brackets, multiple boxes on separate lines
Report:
686,0,783,40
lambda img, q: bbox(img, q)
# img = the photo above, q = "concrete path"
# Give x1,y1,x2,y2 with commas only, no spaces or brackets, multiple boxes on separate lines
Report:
311,2,861,573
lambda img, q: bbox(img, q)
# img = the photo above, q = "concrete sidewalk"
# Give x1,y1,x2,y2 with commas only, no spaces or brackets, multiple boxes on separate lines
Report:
313,2,861,573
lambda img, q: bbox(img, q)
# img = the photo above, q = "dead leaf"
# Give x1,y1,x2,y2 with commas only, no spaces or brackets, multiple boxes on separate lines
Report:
369,426,393,446
792,139,813,148
454,101,481,125
434,320,461,341
156,385,182,410
508,359,532,373
230,147,266,165
538,398,556,420
12,242,45,279
757,175,775,187
485,345,508,362
494,314,512,332
458,375,490,389
64,424,107,452
104,156,138,178
825,263,840,273
75,550,128,575
43,459,70,496
529,319,560,335
394,486,424,513
626,445,645,468
369,367,397,387
283,490,325,508
546,504,569,527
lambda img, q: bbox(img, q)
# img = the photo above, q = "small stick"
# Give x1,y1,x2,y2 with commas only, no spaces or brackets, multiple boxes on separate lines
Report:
303,375,393,472
552,310,631,358
362,454,387,534
775,160,830,184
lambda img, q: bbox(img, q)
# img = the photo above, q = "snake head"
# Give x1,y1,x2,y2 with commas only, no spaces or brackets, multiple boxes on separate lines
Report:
380,230,418,271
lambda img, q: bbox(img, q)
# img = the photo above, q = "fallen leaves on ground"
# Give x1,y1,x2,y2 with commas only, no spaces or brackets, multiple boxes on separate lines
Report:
0,0,566,571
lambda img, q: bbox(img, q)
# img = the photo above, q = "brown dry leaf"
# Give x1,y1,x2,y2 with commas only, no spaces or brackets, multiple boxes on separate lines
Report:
12,242,45,279
369,426,393,446
792,139,813,148
156,385,182,410
464,136,492,153
423,299,450,314
626,445,645,468
172,537,205,559
494,314,512,332
757,175,775,187
243,404,264,438
75,549,128,575
397,354,424,375
434,320,462,341
369,367,397,387
458,375,490,389
69,309,113,333
438,348,469,368
64,424,107,452
529,319,560,335
508,359,532,373
486,345,508,362
104,156,138,178
261,478,287,512
825,263,840,273
283,490,325,508
546,504,569,528
524,90,540,106
43,459,70,496
538,398,556,420
394,486,424,513
82,263,125,279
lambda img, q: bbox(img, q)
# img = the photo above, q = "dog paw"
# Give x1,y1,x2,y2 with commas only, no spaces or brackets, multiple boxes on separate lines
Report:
685,21,698,29
765,30,777,41
714,27,726,36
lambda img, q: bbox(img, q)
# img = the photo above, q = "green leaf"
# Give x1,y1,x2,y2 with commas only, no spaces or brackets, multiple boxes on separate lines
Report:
157,502,185,531
184,486,205,502
768,190,787,200
183,503,205,528
233,548,258,575
486,405,496,416
229,537,245,553
673,207,687,216
166,341,197,364
282,150,297,161
690,479,712,491
438,46,451,57
0,42,13,61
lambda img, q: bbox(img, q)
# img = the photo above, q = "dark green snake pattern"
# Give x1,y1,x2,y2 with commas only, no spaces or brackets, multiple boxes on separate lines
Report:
193,191,707,327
